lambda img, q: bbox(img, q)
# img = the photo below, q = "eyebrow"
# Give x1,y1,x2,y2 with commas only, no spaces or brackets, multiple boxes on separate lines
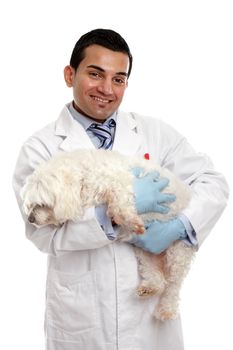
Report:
87,65,128,77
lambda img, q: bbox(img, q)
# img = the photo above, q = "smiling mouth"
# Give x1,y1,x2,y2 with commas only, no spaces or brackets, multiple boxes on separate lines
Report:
90,95,113,104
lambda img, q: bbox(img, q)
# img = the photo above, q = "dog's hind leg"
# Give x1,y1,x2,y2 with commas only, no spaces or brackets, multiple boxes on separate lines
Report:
135,249,167,297
154,241,194,320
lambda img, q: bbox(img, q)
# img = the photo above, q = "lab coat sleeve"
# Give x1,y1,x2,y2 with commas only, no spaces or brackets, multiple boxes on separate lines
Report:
158,122,229,246
12,138,111,256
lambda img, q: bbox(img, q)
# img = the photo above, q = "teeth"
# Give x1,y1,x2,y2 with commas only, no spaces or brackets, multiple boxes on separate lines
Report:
92,96,109,103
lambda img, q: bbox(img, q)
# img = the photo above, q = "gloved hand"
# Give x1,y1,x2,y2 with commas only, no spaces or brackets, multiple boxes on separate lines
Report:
131,167,176,214
129,217,187,254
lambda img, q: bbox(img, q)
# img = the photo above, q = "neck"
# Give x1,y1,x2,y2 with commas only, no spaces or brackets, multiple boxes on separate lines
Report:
72,101,109,123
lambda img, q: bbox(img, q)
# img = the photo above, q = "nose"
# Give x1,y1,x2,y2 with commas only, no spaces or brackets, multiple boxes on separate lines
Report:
28,212,35,223
97,78,113,95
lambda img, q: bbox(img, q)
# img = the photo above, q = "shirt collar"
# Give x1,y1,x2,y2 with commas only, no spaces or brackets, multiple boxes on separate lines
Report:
68,101,117,130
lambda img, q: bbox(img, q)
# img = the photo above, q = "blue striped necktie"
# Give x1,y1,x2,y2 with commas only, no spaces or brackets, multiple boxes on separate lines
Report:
88,119,116,149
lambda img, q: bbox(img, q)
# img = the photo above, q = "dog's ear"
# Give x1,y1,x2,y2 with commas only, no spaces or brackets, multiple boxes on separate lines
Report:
21,170,56,216
53,171,83,223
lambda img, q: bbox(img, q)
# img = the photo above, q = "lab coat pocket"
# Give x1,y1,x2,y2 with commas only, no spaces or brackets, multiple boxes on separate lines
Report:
46,269,98,334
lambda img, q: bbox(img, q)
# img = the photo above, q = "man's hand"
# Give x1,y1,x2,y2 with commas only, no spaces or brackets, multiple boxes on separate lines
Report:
129,218,187,254
131,167,176,214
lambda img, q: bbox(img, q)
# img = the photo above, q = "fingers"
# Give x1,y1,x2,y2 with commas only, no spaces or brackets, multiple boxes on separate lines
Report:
144,220,155,230
155,194,176,213
159,193,176,203
131,167,160,180
156,177,169,190
143,171,160,181
130,167,143,177
155,204,170,214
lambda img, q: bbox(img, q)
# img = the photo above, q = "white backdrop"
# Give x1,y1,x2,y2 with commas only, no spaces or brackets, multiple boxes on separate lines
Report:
1,1,232,349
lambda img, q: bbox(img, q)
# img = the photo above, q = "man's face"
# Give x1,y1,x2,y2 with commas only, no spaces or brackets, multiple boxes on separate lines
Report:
64,44,129,121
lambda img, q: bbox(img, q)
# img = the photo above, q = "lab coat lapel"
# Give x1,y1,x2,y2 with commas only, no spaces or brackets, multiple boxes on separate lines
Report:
54,107,142,154
55,106,95,151
112,111,142,156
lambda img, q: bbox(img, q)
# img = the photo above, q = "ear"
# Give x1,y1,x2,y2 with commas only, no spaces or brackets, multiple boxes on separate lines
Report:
64,65,75,87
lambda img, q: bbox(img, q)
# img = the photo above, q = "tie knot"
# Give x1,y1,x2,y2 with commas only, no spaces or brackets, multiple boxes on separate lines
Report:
107,119,116,128
89,118,116,130
88,118,116,149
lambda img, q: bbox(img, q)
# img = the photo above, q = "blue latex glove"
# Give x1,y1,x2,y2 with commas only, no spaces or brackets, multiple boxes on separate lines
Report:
130,218,187,254
131,167,176,214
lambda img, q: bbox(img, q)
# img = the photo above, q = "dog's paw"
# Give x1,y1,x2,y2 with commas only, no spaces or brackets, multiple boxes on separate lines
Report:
113,214,145,234
136,270,166,298
137,282,164,297
137,285,155,297
154,305,179,321
132,223,145,234
127,216,145,234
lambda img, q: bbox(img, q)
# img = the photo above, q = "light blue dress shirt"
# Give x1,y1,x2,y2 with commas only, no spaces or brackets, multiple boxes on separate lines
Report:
68,102,197,245
68,102,116,149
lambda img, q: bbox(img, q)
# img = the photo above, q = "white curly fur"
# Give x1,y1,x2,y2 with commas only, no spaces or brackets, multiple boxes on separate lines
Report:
21,149,195,320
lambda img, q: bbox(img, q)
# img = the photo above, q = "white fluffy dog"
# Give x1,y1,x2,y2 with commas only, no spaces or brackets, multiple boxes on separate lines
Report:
21,149,195,320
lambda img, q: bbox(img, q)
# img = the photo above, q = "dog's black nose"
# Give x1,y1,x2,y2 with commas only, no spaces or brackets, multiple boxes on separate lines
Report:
28,213,35,223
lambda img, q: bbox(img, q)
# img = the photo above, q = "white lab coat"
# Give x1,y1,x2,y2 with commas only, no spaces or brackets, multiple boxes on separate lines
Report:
13,105,229,350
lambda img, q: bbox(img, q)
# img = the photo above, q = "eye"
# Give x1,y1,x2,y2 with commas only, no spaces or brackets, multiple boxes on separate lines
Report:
113,77,127,85
89,71,102,79
34,204,45,210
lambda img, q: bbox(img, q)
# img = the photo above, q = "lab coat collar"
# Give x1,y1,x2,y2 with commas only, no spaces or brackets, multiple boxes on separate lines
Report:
55,106,94,151
55,105,142,155
112,111,142,156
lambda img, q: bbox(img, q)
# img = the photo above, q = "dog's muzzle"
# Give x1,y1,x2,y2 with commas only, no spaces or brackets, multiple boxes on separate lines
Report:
28,212,35,224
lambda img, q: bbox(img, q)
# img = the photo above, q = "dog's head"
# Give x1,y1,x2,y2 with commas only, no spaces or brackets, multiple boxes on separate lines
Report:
21,160,83,226
21,166,60,226
27,204,55,226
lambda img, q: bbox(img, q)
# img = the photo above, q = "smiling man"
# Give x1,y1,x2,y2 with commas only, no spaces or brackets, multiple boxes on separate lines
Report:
13,29,229,350
64,44,129,121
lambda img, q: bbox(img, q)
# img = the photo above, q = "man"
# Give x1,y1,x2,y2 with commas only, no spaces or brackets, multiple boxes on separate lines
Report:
13,29,229,350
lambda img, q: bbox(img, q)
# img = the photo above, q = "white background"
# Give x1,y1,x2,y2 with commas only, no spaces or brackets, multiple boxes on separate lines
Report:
1,0,232,349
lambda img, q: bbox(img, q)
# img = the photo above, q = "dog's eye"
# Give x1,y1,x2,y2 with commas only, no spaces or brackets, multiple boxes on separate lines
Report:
34,204,45,210
38,204,46,209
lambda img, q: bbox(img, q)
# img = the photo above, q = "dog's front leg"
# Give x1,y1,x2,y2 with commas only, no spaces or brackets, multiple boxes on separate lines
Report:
105,189,145,234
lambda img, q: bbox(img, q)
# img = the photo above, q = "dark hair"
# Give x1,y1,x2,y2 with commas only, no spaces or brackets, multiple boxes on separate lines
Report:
70,28,133,77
